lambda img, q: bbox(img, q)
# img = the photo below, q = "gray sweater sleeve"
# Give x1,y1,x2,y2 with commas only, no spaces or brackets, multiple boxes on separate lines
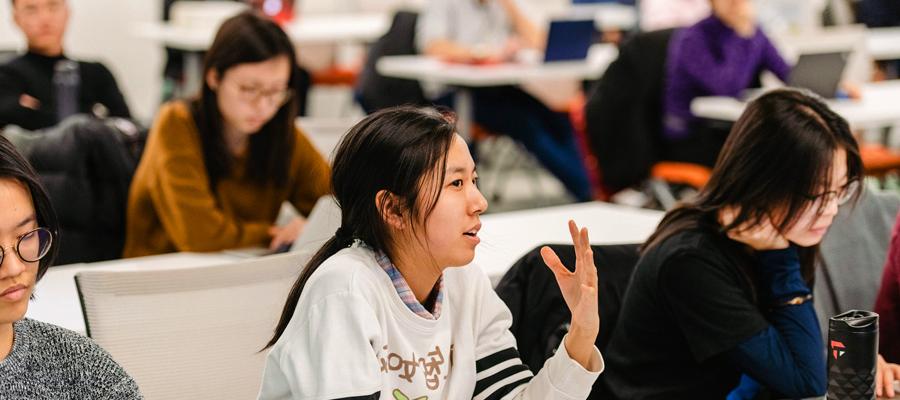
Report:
0,318,142,399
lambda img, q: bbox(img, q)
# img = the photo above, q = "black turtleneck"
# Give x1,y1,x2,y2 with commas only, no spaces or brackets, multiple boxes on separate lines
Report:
0,51,131,130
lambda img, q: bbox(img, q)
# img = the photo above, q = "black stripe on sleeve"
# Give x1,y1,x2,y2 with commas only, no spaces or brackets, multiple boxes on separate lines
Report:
334,392,379,400
483,376,534,400
474,364,532,395
475,347,521,372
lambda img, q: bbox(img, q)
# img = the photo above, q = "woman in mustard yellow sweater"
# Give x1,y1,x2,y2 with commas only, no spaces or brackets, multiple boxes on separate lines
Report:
124,11,330,257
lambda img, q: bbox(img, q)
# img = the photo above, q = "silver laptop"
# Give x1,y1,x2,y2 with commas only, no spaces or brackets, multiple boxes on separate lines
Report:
289,195,343,255
789,51,849,99
223,196,341,258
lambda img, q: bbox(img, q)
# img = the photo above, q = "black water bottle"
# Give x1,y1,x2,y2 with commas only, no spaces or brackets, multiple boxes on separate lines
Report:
53,59,80,122
827,310,879,400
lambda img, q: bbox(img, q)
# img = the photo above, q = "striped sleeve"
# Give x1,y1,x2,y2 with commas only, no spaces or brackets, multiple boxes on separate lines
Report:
474,347,534,399
472,270,603,400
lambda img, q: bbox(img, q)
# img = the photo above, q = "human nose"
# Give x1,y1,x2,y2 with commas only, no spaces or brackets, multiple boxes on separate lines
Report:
0,246,26,280
469,183,488,215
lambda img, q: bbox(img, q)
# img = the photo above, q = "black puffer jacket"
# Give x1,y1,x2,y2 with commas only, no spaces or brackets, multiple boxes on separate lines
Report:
495,243,641,399
3,115,143,264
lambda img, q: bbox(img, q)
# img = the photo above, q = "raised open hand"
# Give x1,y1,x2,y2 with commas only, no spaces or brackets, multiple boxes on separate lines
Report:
540,220,600,370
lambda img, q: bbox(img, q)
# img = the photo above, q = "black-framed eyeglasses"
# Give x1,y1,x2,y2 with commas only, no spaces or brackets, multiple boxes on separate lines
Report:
804,180,860,207
0,227,53,266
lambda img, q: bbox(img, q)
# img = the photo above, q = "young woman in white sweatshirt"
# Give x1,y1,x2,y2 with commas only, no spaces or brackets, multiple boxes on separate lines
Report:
258,106,604,399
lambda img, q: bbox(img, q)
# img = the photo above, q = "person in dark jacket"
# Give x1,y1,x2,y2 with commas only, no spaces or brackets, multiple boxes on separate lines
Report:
416,0,592,202
0,0,132,131
583,29,674,192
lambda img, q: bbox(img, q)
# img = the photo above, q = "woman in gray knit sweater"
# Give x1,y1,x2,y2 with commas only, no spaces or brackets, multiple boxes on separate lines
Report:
0,135,142,399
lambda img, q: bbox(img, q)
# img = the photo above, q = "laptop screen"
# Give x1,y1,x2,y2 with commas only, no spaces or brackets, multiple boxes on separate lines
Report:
290,196,342,254
544,19,596,63
788,52,849,99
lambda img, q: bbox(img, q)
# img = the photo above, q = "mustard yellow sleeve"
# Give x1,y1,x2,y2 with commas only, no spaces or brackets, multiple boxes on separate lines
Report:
147,103,270,252
288,126,332,216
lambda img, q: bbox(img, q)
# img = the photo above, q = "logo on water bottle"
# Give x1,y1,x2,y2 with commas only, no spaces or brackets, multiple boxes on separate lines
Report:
831,340,846,360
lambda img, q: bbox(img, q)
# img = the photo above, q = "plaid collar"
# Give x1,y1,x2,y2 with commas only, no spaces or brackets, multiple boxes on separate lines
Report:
374,251,444,320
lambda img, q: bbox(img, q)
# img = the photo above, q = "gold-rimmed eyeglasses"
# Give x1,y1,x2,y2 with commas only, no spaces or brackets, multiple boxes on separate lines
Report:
0,227,53,266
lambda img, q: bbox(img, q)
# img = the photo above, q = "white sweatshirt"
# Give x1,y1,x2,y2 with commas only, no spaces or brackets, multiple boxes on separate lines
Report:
258,245,603,400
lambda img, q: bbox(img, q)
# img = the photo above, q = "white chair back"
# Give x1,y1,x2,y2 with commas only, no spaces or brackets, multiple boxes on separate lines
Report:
75,252,304,400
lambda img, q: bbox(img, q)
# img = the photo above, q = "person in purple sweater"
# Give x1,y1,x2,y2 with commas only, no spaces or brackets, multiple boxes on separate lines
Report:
662,0,791,167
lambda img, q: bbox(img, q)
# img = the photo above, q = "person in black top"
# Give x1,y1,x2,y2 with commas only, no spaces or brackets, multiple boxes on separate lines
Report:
0,0,131,131
600,89,900,399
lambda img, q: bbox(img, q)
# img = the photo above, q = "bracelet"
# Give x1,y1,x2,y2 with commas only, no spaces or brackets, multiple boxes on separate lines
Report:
777,294,813,307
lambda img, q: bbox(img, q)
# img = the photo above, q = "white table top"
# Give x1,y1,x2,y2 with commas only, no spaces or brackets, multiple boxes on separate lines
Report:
475,201,663,285
133,13,389,51
868,27,900,61
26,252,243,334
25,201,661,334
376,44,618,87
282,13,389,45
691,81,900,129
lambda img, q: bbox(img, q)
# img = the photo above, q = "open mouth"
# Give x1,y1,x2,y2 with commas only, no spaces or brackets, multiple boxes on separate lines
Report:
463,223,481,238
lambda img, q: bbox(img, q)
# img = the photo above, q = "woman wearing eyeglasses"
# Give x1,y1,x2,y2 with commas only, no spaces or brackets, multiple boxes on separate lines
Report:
124,11,330,257
600,89,871,399
0,136,142,398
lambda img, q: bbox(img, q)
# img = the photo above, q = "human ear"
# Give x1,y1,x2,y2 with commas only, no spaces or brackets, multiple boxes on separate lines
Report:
375,190,405,230
205,69,220,91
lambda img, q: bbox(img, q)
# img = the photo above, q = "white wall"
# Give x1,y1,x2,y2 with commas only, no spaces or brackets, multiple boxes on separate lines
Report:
0,0,164,124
